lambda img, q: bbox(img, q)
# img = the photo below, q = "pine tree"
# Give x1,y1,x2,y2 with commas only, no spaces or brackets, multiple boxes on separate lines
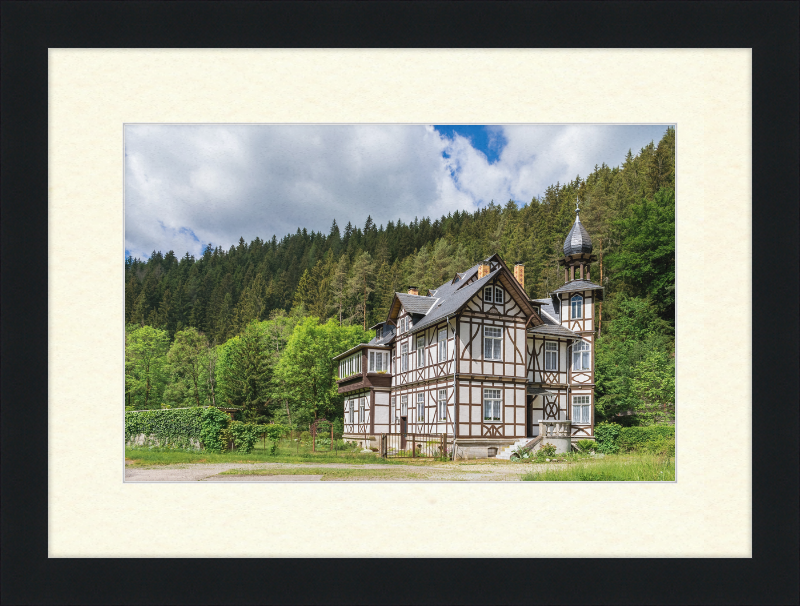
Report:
347,251,375,330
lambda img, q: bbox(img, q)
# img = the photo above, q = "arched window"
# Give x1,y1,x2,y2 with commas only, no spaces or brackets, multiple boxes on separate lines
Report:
572,340,591,371
570,294,583,319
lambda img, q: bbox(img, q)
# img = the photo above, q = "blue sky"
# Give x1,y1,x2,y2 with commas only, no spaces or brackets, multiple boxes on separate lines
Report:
434,125,508,164
125,124,671,259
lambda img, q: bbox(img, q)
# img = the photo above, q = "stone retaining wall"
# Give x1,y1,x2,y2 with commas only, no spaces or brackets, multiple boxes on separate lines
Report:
126,434,202,450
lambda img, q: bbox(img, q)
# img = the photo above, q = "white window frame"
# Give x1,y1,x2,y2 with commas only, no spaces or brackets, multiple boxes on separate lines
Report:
368,350,389,373
483,388,502,422
401,343,408,372
438,328,448,362
340,352,362,378
494,286,504,304
416,335,425,367
483,326,502,360
571,294,583,319
573,340,591,371
438,389,447,421
545,341,558,371
400,394,408,417
359,397,365,424
483,286,493,302
392,396,397,422
416,392,425,422
348,399,354,424
572,395,591,424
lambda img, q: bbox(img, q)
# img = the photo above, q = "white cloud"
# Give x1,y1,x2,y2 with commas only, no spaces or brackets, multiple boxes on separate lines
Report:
125,123,670,259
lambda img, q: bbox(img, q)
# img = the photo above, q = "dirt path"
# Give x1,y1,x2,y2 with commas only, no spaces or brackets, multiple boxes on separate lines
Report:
125,460,547,482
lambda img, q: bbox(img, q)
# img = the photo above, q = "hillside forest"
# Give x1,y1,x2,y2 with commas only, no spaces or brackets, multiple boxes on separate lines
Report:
125,127,675,428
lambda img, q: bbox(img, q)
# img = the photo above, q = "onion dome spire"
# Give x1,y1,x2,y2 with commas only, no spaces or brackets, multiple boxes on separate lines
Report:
562,197,593,256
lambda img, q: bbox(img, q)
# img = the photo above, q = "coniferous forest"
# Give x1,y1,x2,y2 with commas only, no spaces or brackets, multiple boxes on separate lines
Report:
125,127,675,429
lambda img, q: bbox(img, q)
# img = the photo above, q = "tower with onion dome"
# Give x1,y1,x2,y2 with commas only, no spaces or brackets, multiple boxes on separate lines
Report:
559,200,598,283
535,199,605,437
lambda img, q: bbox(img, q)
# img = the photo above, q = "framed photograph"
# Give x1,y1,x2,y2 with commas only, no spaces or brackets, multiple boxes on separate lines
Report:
3,2,797,604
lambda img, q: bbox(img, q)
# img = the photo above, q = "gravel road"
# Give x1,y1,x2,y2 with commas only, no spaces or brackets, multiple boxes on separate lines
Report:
124,461,544,482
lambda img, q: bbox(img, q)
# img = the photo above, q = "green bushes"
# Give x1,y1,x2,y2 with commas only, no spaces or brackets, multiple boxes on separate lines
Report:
199,407,231,453
575,439,596,454
618,425,675,455
227,421,290,454
532,443,557,462
594,422,622,454
125,406,262,453
228,422,262,454
125,407,209,450
592,423,675,456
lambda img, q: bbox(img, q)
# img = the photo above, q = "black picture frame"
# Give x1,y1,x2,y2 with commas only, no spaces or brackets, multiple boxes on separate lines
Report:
2,2,797,604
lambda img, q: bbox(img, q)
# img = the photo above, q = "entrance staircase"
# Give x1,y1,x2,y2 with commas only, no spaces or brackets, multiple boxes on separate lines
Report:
496,435,543,460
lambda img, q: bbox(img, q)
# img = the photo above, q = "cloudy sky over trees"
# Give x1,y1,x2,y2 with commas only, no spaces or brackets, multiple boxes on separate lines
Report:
125,123,670,259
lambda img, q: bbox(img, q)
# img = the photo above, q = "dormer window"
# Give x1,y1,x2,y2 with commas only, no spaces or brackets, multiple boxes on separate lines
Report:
570,294,583,319
494,287,504,304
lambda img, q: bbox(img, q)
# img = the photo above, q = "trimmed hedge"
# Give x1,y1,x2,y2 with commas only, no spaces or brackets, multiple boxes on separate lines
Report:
618,425,675,454
125,407,229,452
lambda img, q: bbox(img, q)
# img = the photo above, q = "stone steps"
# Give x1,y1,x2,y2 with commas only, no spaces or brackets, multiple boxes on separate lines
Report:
496,437,540,460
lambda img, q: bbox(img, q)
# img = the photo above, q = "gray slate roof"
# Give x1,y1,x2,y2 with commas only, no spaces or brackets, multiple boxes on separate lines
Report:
367,322,396,346
530,298,561,324
538,300,560,325
551,279,602,294
396,292,438,315
409,267,499,334
527,324,581,339
563,213,593,256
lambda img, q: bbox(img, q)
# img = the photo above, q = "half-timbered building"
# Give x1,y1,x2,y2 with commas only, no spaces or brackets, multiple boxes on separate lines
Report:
333,204,603,458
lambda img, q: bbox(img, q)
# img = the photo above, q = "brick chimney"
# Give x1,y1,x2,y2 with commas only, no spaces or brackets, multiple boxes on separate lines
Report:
514,262,525,289
407,286,419,296
478,263,490,280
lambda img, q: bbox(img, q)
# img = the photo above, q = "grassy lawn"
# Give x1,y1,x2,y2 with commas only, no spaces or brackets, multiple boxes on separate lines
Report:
125,439,452,467
521,454,674,481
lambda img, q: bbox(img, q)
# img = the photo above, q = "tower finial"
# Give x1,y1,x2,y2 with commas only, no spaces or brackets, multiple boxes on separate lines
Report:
575,197,580,215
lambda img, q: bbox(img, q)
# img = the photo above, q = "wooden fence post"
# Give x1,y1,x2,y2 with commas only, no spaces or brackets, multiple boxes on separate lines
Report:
412,433,415,458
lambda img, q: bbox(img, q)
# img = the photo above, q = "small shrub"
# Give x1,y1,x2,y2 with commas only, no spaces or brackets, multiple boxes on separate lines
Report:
594,422,622,454
617,425,675,453
533,443,557,462
228,421,262,454
576,439,596,454
299,431,311,444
